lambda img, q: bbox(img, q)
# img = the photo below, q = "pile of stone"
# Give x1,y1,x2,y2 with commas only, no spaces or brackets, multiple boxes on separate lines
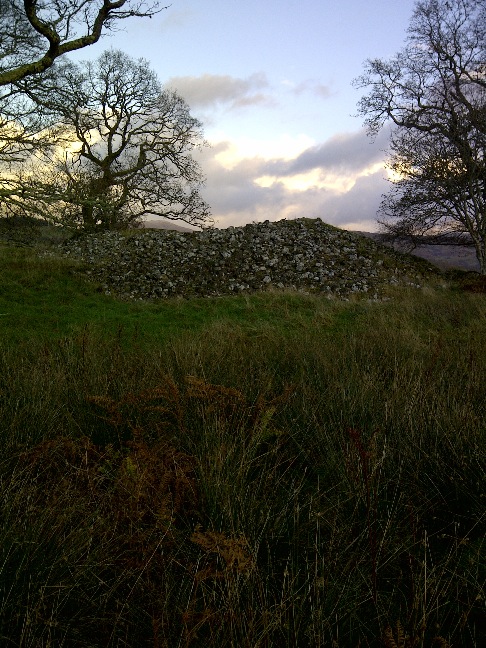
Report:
58,218,432,300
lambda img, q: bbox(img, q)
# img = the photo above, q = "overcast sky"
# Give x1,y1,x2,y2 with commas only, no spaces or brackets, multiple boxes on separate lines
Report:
76,0,418,231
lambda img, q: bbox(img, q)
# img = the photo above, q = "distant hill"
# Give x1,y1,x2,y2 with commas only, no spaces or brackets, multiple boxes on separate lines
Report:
142,220,193,233
356,231,480,272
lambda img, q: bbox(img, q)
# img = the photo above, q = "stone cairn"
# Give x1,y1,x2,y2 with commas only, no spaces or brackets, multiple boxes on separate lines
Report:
59,218,431,300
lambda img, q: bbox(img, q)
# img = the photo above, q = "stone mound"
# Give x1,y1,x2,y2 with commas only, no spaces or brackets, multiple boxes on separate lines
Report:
59,218,434,300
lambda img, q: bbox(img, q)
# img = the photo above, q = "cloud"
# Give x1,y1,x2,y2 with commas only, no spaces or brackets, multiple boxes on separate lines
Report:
318,171,389,230
213,133,316,168
273,128,390,176
247,129,389,196
165,73,274,111
292,79,333,99
196,128,390,231
281,78,333,99
158,8,197,31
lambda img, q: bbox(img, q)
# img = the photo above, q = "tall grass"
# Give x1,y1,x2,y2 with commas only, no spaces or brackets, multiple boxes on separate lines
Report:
0,249,484,646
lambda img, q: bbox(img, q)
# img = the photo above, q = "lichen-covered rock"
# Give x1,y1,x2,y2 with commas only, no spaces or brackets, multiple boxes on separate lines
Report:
57,218,434,300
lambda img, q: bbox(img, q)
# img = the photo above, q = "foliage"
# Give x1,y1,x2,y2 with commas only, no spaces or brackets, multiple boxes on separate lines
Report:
355,0,486,274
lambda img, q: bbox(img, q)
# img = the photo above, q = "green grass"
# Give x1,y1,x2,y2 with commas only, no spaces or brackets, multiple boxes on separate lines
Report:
0,244,355,344
0,244,485,647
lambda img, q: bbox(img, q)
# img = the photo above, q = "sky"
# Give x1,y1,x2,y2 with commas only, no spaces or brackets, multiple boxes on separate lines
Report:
73,0,419,231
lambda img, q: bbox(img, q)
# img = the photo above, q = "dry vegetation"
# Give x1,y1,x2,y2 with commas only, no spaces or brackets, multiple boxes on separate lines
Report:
0,241,484,647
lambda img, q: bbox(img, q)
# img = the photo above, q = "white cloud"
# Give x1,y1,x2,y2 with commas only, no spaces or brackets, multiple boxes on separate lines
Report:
213,133,315,169
196,128,390,232
274,129,391,176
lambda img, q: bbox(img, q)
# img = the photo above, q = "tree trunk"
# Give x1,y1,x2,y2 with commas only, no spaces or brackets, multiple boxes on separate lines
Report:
476,243,486,275
81,203,96,230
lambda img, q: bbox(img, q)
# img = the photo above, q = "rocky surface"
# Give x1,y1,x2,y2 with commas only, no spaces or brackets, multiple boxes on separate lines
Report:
57,218,435,301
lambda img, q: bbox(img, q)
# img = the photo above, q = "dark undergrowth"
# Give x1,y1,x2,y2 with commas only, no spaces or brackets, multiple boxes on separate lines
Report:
0,245,485,646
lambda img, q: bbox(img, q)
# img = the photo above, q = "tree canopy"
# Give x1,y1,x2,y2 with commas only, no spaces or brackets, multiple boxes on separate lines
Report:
0,1,164,162
355,0,486,273
0,4,212,231
2,50,211,230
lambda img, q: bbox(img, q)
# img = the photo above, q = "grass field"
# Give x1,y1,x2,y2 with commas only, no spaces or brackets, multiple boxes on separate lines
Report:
0,243,485,647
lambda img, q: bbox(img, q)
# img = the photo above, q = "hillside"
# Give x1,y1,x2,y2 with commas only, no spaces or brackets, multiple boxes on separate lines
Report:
56,218,437,300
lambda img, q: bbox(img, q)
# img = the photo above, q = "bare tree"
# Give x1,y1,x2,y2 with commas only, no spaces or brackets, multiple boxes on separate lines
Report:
0,1,163,86
10,50,211,230
379,124,485,254
355,0,486,273
0,1,164,163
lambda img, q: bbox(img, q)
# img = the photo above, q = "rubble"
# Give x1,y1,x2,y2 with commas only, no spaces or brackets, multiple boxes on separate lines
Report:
57,218,433,300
